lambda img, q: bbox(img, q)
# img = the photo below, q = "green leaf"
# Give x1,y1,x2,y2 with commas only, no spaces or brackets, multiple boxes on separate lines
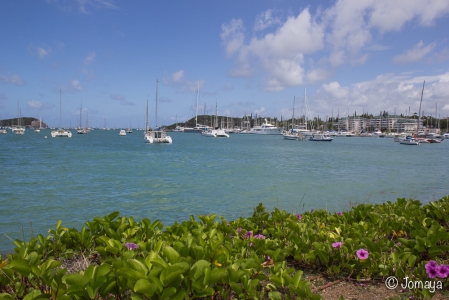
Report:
22,290,43,300
127,259,148,275
134,279,157,296
161,287,176,299
203,266,211,285
210,268,228,284
292,270,303,288
10,260,31,277
190,259,210,281
63,273,90,288
230,282,242,295
162,246,180,264
160,262,190,286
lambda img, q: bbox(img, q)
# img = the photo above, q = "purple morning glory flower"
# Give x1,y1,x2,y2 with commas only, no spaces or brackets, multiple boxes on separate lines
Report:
425,260,438,271
244,231,252,238
266,255,271,262
437,264,449,279
296,214,302,220
336,212,343,216
250,242,254,247
332,242,343,249
125,242,139,250
254,234,265,239
426,266,438,279
237,227,242,233
356,248,369,260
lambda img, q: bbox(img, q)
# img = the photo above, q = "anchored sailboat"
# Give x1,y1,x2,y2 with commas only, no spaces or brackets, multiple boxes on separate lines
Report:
51,90,72,138
144,79,172,144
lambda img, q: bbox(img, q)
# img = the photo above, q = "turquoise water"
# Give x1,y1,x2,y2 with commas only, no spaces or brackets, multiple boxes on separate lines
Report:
1,130,448,253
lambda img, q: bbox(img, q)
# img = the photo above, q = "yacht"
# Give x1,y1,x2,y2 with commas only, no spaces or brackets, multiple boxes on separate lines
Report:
51,128,72,138
372,130,385,138
250,119,282,135
119,129,126,136
309,134,333,142
144,80,172,144
51,90,72,138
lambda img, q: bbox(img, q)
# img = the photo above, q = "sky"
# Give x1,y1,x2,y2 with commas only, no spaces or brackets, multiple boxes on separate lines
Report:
1,0,449,128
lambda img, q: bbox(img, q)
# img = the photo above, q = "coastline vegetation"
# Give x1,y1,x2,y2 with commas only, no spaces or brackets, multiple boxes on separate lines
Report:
1,195,449,299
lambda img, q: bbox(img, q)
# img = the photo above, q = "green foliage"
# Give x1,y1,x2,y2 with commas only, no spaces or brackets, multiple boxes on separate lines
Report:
2,196,449,299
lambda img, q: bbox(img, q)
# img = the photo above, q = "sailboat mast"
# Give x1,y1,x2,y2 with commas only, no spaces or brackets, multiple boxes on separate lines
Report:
195,81,199,126
292,96,295,130
59,90,62,128
417,81,425,135
80,101,82,129
155,79,159,128
146,99,149,132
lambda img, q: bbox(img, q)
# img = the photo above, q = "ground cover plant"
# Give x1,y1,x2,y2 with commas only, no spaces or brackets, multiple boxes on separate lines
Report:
1,195,449,299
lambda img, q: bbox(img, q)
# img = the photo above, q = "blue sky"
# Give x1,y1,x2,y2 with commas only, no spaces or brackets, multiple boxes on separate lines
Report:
1,0,449,128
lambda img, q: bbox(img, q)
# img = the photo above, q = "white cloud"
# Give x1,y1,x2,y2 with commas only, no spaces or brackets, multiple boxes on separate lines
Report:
168,70,204,93
172,70,184,83
254,9,281,32
392,41,436,64
221,1,449,91
27,100,42,109
312,72,449,118
71,79,84,91
26,100,54,110
77,0,117,14
254,107,266,115
221,8,324,90
83,52,96,65
37,46,51,60
110,93,135,106
0,74,25,86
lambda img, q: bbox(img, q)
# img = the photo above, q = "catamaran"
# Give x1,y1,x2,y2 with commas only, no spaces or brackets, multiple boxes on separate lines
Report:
51,90,72,138
144,79,172,144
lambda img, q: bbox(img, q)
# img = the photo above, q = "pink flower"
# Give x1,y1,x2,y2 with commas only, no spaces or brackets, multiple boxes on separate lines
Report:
296,214,302,220
336,212,343,216
332,242,343,249
125,242,139,250
237,227,242,233
426,266,438,279
250,242,254,247
244,231,252,238
254,234,265,239
266,255,271,262
356,248,369,260
437,264,449,278
425,260,438,271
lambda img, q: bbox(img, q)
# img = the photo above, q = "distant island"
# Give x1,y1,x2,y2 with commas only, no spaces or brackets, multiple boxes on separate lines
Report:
0,117,48,129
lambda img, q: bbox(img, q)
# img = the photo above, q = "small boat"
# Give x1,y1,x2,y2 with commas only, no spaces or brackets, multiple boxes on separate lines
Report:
283,130,305,140
399,136,420,145
144,79,172,144
119,129,126,136
372,130,386,138
51,90,72,138
309,134,333,142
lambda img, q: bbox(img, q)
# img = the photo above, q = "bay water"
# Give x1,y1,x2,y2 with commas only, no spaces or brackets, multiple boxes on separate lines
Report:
1,130,448,254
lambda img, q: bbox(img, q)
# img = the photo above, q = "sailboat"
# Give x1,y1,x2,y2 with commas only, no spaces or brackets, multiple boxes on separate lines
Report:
144,79,172,144
13,102,25,135
77,101,89,134
51,90,72,138
400,82,424,145
283,96,305,140
201,101,229,138
183,81,205,133
35,116,42,132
